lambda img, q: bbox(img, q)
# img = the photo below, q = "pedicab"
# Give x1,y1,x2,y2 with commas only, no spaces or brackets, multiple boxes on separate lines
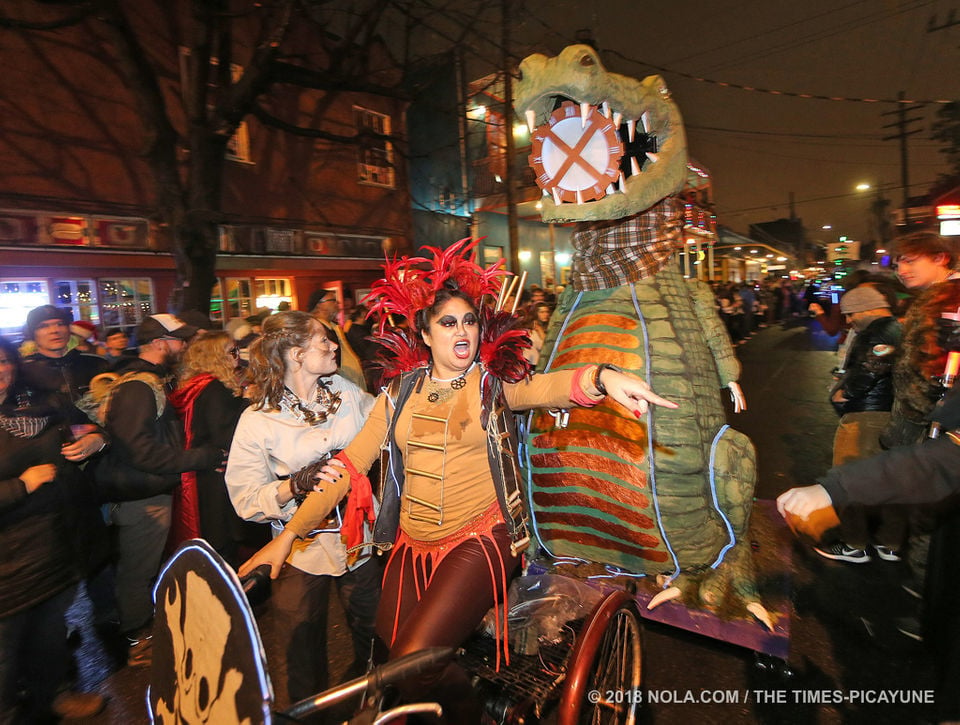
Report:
147,539,649,724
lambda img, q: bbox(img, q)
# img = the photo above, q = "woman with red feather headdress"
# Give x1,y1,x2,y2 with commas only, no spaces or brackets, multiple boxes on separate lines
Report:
239,239,676,723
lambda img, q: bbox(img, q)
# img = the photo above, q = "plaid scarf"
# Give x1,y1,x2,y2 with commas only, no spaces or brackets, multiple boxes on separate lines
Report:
569,196,685,291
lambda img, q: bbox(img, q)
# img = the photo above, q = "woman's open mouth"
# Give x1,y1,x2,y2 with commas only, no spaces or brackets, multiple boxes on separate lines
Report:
453,340,472,359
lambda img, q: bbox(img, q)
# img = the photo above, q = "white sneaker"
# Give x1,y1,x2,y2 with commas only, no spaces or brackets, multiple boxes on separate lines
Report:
874,545,901,562
813,542,870,563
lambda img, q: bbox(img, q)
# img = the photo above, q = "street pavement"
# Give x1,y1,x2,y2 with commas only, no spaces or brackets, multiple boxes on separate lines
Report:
65,317,936,724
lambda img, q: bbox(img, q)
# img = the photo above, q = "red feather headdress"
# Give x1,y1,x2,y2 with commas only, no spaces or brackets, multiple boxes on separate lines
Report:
364,238,531,383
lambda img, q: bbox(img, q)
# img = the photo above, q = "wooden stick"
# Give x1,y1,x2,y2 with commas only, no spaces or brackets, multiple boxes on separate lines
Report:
495,276,509,311
502,275,520,312
510,270,527,315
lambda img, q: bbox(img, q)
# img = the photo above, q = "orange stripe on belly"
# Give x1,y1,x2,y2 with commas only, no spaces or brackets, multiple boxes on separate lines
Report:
530,488,653,529
566,314,639,333
535,514,667,562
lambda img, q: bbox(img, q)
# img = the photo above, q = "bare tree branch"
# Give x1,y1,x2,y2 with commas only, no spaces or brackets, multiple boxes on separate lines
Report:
270,59,408,98
0,3,93,30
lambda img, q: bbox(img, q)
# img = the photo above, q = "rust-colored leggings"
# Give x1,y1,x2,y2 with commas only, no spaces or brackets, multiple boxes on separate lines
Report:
375,523,520,724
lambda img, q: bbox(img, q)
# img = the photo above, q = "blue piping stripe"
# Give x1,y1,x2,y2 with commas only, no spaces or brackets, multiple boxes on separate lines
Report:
708,424,737,568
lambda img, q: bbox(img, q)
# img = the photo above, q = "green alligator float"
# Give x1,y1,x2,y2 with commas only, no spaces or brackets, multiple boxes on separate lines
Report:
517,45,771,629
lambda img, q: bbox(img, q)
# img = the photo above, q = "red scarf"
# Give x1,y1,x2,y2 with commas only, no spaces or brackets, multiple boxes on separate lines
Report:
166,374,216,550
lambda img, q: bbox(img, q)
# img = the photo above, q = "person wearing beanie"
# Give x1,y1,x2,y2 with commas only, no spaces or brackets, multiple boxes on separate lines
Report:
20,305,110,406
814,283,904,565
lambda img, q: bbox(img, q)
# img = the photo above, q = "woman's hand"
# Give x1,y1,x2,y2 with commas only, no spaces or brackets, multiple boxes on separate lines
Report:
776,485,833,520
20,464,56,493
238,528,297,579
61,432,106,462
601,368,679,417
312,458,346,492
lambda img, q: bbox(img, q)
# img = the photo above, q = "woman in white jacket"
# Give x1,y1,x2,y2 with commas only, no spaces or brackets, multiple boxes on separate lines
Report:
225,311,378,703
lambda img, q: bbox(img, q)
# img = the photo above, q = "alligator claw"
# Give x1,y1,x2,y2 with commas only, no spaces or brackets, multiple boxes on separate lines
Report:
746,602,775,632
648,586,682,610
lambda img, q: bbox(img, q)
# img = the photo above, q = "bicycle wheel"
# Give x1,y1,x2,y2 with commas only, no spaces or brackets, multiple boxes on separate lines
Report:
557,590,643,725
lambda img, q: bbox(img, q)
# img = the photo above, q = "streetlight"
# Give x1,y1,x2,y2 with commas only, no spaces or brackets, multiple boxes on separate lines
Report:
854,181,892,254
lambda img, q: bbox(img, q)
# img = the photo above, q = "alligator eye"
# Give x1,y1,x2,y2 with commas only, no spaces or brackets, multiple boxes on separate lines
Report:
579,54,595,67
516,68,523,81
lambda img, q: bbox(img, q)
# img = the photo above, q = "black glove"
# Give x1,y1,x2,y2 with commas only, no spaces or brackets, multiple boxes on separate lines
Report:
289,450,341,498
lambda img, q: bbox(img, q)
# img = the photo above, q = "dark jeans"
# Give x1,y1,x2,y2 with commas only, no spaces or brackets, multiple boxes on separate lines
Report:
111,494,171,633
0,585,76,725
273,556,381,704
376,524,520,725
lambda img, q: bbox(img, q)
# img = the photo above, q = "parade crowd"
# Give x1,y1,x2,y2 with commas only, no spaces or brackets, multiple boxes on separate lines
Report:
1,230,958,723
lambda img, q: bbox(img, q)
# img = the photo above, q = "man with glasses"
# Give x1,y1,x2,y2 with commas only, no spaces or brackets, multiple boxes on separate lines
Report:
307,289,367,390
92,314,224,667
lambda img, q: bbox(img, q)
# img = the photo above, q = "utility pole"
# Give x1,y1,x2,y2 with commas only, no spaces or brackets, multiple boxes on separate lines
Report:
881,91,925,213
502,0,521,274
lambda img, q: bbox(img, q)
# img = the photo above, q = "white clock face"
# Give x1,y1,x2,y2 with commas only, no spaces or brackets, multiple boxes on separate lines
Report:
530,101,624,204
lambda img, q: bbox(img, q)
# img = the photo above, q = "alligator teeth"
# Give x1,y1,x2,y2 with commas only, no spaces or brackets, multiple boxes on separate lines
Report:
618,171,627,192
630,157,641,176
606,183,615,196
576,188,584,205
552,187,563,206
526,109,536,134
646,152,659,164
627,118,636,142
613,111,622,128
542,187,550,197
641,112,650,133
580,102,590,129
601,101,610,118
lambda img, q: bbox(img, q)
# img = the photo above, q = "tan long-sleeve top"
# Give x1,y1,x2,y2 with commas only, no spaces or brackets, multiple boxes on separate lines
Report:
286,365,599,540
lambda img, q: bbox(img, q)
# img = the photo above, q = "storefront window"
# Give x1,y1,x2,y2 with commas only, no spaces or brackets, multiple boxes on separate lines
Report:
254,278,293,311
223,278,253,321
99,278,154,336
54,279,99,327
0,279,49,340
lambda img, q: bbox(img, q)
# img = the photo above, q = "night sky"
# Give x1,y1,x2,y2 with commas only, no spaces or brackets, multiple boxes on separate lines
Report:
456,0,959,245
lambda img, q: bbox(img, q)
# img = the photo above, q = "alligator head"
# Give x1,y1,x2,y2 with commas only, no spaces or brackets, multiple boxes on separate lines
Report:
516,44,687,222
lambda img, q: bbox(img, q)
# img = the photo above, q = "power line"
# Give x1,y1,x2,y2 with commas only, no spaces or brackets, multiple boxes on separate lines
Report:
604,48,954,105
702,0,934,74
720,178,938,215
665,0,873,67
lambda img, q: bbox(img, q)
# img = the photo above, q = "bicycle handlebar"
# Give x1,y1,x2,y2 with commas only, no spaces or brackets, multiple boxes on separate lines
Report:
284,647,455,720
239,564,272,608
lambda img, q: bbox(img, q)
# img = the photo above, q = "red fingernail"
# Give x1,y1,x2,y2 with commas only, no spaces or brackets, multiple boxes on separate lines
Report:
633,409,642,418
